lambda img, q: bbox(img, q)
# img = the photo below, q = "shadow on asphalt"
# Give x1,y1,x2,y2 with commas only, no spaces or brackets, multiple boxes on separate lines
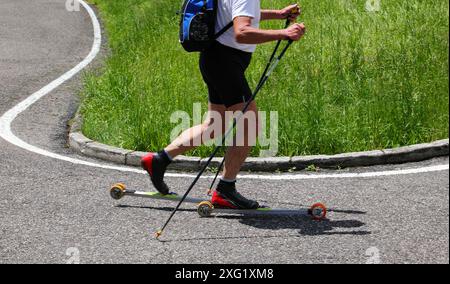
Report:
218,215,370,237
328,209,367,215
116,204,370,241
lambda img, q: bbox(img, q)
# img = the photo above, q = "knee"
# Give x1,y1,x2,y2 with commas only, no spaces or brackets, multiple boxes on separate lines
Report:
244,109,260,134
201,117,225,140
201,117,215,131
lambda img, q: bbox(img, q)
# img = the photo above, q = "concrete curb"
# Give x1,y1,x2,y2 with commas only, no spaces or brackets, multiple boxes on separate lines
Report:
68,111,449,172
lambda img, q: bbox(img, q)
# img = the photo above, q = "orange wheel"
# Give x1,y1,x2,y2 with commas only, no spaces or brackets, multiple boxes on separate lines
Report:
110,183,126,200
310,203,327,220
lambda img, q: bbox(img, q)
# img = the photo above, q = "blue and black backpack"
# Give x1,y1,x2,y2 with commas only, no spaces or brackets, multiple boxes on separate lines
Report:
179,0,233,52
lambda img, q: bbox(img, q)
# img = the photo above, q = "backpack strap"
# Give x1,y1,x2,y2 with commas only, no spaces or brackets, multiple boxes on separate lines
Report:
214,21,233,40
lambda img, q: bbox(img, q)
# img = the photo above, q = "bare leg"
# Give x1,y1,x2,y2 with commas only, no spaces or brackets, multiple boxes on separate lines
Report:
210,100,260,209
165,103,226,158
222,101,259,180
142,103,226,195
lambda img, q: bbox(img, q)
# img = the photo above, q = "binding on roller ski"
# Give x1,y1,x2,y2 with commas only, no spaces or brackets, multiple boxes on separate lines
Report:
110,2,327,239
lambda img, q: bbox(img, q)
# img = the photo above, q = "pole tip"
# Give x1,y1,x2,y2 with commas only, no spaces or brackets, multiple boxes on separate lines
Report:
155,230,162,239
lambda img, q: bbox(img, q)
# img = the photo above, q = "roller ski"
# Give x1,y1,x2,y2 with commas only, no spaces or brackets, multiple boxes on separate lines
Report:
110,183,204,205
109,183,327,220
197,200,327,220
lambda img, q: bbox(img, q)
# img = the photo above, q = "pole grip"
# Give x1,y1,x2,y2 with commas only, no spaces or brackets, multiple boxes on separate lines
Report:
290,5,300,16
284,5,301,33
288,4,300,22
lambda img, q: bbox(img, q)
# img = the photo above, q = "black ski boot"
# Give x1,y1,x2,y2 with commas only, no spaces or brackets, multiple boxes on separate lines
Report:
141,151,171,195
212,180,259,209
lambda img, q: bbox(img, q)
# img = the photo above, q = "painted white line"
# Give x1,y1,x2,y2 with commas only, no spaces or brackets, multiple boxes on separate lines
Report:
0,1,448,181
236,164,449,180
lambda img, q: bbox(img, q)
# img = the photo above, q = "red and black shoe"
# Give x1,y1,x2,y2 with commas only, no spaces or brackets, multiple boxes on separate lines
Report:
211,180,259,209
141,151,171,195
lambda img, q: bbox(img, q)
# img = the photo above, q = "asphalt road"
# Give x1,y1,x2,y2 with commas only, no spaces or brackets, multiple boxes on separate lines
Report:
0,0,448,264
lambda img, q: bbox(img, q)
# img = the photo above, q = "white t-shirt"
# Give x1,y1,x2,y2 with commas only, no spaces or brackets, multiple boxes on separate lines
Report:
216,0,261,53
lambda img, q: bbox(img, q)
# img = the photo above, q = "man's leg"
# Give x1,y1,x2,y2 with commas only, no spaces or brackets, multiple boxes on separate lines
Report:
141,103,226,194
222,100,259,180
165,103,226,158
211,100,260,210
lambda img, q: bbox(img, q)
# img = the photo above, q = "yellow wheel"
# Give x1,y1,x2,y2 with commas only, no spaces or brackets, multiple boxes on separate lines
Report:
197,201,214,217
110,183,126,200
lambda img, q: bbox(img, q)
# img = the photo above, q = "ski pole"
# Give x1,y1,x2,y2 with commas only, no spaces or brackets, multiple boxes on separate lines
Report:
260,17,293,83
257,6,300,91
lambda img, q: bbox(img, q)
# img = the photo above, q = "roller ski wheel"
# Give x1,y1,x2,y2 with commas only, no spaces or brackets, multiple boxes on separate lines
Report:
197,201,214,218
309,203,327,220
110,183,126,200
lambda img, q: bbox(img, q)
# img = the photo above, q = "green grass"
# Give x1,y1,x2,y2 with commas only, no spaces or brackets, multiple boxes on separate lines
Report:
81,0,449,157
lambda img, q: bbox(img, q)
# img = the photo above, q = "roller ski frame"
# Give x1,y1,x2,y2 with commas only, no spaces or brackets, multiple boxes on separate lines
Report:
110,183,327,220
110,183,204,204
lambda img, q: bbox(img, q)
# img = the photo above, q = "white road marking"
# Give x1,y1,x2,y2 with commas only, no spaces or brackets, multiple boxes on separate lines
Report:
238,164,449,180
0,1,448,181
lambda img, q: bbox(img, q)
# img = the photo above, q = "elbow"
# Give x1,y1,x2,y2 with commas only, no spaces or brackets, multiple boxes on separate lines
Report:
234,28,249,44
235,32,246,44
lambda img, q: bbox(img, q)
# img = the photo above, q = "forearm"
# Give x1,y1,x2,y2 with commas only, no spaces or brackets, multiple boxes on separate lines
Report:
235,26,286,44
261,9,283,21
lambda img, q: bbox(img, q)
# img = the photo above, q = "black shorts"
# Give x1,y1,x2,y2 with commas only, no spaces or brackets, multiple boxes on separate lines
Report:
199,41,253,108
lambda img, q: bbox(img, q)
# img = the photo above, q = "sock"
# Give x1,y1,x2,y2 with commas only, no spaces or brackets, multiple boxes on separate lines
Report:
220,177,236,184
163,150,173,162
157,150,172,167
218,179,236,192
